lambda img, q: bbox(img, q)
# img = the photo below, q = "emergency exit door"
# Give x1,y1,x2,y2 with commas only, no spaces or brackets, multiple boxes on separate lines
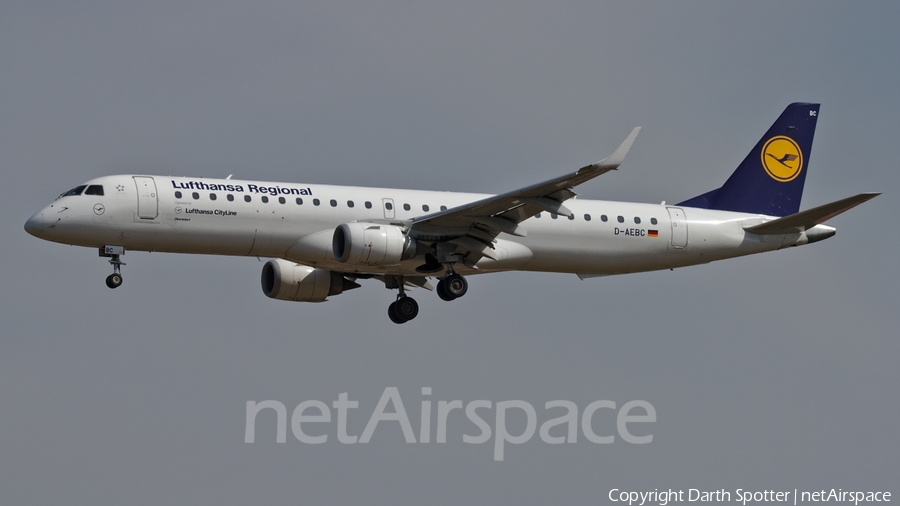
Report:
667,207,687,250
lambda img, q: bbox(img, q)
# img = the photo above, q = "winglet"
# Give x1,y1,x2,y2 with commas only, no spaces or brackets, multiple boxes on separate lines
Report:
592,127,641,171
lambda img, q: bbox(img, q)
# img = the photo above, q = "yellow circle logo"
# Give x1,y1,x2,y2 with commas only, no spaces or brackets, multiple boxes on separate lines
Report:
761,136,803,182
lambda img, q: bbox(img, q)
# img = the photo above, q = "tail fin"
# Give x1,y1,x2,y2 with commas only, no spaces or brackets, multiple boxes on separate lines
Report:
678,103,820,217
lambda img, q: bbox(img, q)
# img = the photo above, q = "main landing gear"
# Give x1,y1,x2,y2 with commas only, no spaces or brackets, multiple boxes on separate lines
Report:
388,294,419,324
385,266,469,324
99,246,125,289
437,273,468,301
388,278,419,324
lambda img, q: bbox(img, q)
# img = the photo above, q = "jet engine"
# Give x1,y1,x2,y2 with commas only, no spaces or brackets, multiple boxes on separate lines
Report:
332,223,420,266
261,259,358,302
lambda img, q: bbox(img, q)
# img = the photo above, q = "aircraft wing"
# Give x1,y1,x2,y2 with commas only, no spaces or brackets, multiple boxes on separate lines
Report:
743,192,880,235
407,128,640,261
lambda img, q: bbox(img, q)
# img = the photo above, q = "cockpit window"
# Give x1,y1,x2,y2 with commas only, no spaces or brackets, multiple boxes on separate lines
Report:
60,185,87,198
84,185,104,196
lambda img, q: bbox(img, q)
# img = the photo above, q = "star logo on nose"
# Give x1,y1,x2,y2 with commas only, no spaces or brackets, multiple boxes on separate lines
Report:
116,185,125,192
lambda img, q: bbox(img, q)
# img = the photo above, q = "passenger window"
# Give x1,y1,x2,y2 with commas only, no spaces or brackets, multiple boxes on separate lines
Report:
535,213,542,218
551,213,558,219
403,203,411,211
347,201,354,208
601,215,608,222
174,191,182,199
261,196,269,203
634,217,641,224
192,192,200,200
568,214,575,220
365,201,372,209
330,199,337,207
313,199,320,206
209,193,217,201
296,198,303,205
440,205,447,211
227,194,234,202
584,214,592,221
85,185,104,196
422,204,430,212
244,195,251,202
385,202,393,210
651,218,658,225
617,216,624,223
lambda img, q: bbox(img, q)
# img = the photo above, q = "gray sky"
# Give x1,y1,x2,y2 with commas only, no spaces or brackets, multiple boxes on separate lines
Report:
2,2,897,504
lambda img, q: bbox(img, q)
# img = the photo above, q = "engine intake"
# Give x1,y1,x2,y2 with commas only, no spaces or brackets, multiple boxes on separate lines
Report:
261,259,357,302
332,222,419,266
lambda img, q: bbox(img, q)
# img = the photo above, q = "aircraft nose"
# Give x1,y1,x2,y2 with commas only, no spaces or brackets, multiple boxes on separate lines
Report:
24,211,44,237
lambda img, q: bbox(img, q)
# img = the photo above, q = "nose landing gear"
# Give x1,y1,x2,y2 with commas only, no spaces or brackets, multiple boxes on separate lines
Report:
99,246,126,289
106,270,123,289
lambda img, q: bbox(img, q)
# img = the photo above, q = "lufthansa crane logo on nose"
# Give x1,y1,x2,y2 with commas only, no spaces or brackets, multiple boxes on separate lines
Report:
761,136,803,182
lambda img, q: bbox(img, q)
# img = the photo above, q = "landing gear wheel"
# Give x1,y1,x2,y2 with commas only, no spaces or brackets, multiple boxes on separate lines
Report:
396,296,419,322
444,274,468,299
437,279,456,301
388,297,419,324
106,273,123,289
386,275,420,323
388,301,405,324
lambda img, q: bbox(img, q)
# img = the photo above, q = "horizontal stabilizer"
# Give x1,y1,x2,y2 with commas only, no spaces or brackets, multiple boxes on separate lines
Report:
744,192,880,235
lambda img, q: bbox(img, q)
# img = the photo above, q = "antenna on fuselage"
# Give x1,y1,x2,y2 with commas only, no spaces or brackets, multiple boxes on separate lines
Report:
226,174,233,180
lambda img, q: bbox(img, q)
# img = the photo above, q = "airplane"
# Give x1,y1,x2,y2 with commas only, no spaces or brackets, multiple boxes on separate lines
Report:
24,103,879,323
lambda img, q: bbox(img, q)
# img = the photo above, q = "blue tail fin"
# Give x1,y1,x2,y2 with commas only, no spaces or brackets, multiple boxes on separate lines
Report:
678,103,820,217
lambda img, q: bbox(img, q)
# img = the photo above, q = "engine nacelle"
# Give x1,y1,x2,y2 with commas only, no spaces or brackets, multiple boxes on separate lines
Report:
261,259,349,302
332,222,419,266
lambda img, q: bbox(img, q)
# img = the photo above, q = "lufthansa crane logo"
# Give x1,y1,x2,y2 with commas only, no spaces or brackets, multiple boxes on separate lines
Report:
761,136,803,182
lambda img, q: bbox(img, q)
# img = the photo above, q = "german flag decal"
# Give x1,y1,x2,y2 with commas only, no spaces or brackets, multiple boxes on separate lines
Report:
648,230,659,237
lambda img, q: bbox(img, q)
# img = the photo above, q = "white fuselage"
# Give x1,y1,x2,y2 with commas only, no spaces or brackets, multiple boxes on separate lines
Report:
25,174,825,278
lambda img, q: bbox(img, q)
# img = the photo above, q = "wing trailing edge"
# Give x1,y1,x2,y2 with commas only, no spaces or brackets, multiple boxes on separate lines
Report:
407,127,640,263
410,127,640,231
